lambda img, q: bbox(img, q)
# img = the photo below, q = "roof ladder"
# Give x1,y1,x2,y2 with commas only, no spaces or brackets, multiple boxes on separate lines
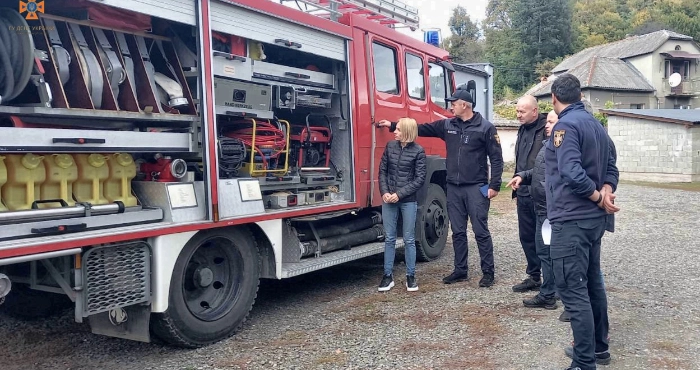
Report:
279,0,420,30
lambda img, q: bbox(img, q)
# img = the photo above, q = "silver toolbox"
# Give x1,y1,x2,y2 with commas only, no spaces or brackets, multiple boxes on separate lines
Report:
213,51,253,81
214,78,273,119
298,189,331,205
252,61,336,91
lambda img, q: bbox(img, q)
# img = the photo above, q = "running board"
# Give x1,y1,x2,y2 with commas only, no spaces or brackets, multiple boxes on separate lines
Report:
281,238,404,278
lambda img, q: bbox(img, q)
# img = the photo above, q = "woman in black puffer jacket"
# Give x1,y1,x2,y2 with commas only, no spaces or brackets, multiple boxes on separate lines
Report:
377,117,426,293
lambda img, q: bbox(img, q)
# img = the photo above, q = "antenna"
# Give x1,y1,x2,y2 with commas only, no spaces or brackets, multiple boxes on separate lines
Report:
669,72,682,88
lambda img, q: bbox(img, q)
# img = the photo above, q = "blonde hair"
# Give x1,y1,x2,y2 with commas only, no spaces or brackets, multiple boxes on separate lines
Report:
397,117,418,143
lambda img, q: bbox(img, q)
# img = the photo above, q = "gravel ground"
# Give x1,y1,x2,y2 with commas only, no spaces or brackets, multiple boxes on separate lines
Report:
1,183,699,370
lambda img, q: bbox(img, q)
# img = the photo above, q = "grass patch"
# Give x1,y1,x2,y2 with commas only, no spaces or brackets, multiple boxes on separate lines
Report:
621,180,700,192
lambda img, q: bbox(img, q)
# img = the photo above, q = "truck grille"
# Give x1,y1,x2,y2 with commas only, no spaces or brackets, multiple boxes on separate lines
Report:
82,242,152,316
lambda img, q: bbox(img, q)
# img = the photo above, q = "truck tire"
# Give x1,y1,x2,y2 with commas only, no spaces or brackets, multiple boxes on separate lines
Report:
415,184,449,262
150,227,260,348
0,284,72,320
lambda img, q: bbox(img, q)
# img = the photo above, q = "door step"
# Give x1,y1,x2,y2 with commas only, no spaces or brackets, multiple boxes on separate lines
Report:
281,238,404,278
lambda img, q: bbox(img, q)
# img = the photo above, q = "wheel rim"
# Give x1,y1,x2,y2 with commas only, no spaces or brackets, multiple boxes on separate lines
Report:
182,237,243,322
424,199,447,248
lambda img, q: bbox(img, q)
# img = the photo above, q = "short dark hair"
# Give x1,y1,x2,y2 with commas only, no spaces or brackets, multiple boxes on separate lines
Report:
551,74,582,104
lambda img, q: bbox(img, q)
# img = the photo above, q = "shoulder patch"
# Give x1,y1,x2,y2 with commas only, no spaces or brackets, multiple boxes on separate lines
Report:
553,130,565,148
493,133,501,145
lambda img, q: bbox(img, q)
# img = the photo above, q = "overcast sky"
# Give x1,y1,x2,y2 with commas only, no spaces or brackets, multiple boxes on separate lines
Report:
397,0,488,41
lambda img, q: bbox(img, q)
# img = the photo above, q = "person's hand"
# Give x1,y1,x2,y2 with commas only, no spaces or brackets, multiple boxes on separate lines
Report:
387,193,400,203
487,189,498,199
382,193,391,203
599,186,620,214
377,119,391,128
506,176,522,190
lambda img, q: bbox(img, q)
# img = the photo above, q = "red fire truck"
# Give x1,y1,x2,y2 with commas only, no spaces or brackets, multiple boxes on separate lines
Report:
0,0,467,347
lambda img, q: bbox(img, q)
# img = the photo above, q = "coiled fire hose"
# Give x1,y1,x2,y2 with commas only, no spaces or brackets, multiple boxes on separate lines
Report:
0,9,35,105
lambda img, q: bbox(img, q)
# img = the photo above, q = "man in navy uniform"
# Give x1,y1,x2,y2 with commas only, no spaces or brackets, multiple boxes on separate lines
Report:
545,73,620,370
377,85,504,288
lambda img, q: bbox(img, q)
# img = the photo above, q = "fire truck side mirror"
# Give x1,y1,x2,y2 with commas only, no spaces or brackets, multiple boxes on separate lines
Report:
467,80,477,109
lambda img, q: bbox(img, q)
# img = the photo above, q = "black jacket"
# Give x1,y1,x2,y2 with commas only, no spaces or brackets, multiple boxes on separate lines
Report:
512,114,547,198
389,112,503,190
516,141,547,216
379,140,427,203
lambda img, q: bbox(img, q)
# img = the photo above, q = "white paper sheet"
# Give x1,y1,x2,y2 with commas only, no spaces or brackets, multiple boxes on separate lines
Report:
542,219,552,245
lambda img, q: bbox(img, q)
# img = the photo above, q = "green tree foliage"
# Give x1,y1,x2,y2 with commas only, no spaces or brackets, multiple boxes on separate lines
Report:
512,0,573,68
572,0,630,50
443,6,484,63
477,0,700,99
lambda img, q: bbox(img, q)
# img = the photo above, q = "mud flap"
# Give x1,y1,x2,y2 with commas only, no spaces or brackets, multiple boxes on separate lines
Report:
89,304,152,343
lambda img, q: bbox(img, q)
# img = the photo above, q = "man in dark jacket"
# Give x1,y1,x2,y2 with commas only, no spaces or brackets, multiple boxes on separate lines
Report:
545,74,620,370
377,86,504,288
507,110,559,310
511,95,548,293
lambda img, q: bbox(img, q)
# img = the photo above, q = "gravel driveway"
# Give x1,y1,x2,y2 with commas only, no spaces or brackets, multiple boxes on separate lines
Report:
1,183,699,370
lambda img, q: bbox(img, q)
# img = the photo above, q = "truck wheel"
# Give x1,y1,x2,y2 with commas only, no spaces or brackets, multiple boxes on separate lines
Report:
150,227,260,348
0,284,72,320
415,184,449,262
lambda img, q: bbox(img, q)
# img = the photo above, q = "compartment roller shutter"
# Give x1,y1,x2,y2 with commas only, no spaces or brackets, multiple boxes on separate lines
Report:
211,0,347,61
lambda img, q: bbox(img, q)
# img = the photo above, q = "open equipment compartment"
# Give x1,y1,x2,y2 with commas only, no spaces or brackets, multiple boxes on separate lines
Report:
0,0,207,243
205,0,355,219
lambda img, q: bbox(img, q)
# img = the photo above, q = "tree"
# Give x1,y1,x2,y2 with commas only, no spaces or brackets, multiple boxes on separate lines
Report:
483,0,524,97
512,0,573,66
571,0,630,50
443,6,484,63
448,6,480,39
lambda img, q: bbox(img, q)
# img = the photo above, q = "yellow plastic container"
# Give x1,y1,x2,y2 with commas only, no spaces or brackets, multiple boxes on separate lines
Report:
73,154,109,205
40,154,79,208
104,153,138,207
0,156,7,211
1,153,46,211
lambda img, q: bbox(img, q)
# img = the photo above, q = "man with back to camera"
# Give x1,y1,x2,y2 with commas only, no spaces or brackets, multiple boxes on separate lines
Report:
545,73,620,370
377,85,504,288
511,95,548,294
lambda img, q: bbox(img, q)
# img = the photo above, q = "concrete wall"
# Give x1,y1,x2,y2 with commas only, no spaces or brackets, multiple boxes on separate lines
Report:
608,115,698,182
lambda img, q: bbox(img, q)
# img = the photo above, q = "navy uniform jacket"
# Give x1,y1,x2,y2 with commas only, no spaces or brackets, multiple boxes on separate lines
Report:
544,101,619,222
389,112,503,190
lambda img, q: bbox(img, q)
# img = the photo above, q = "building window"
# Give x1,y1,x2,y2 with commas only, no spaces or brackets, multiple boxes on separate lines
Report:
665,59,691,80
405,53,426,100
630,104,644,109
372,42,399,95
429,62,448,108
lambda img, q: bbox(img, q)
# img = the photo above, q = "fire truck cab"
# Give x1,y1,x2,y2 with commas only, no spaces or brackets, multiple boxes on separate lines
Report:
0,0,460,347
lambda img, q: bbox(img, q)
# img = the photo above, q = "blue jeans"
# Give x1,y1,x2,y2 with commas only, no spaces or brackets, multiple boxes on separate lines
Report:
382,201,417,276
